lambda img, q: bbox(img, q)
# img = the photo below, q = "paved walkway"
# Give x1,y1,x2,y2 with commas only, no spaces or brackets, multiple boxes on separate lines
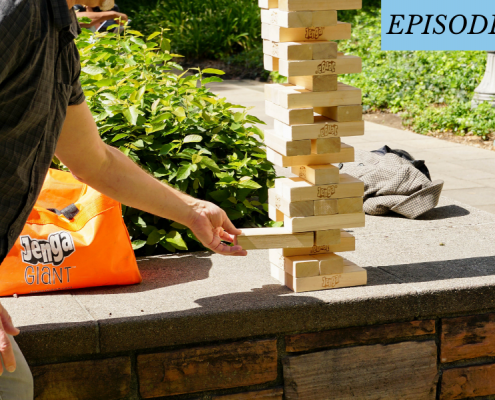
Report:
208,80,495,214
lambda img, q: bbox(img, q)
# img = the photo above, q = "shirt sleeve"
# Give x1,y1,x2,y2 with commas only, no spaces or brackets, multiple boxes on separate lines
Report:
0,0,34,85
68,41,86,106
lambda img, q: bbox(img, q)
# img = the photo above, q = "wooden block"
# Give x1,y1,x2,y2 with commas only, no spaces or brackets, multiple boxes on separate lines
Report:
266,143,354,168
264,41,337,61
285,260,367,293
237,228,314,249
315,105,362,122
264,54,279,72
314,199,338,215
274,118,364,140
279,55,361,77
269,188,314,217
268,204,285,222
270,263,287,284
279,231,355,256
266,82,361,109
264,130,311,156
258,0,278,9
284,212,365,233
276,173,363,202
278,0,362,11
265,100,314,126
261,9,337,28
291,165,340,185
269,250,319,278
338,197,363,214
261,22,351,43
311,137,341,154
315,230,340,246
289,75,338,92
318,253,344,275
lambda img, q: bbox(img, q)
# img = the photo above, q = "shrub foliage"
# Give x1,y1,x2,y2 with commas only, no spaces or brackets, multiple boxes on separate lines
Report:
71,26,276,255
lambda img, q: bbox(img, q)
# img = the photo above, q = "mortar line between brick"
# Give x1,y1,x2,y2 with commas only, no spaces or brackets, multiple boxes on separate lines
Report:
72,295,101,354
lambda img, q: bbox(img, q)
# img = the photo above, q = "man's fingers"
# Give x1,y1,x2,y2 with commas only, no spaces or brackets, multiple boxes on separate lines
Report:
207,234,247,256
222,216,242,236
1,312,19,337
0,324,16,374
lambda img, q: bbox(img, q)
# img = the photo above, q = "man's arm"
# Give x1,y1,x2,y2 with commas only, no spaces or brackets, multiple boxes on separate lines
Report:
55,102,247,256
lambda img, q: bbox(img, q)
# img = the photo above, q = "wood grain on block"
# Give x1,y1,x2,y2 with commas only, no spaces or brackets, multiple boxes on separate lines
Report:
291,165,340,185
266,144,354,168
441,313,495,363
266,82,361,109
284,212,365,233
315,105,362,121
32,357,131,400
276,173,364,202
442,363,495,400
265,100,314,126
285,256,320,278
274,118,364,140
138,340,278,398
311,137,341,154
264,130,311,156
314,199,338,215
278,0,362,11
315,229,340,246
289,75,337,92
264,41,337,61
283,341,437,399
263,54,279,72
286,320,436,353
237,227,314,250
269,188,314,217
280,231,355,256
258,0,278,8
285,259,366,292
212,388,284,400
318,253,344,275
268,204,285,222
280,55,361,77
261,22,351,43
261,9,337,28
338,197,363,214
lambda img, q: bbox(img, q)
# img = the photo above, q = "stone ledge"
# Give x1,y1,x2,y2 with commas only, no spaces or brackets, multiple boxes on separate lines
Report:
6,197,495,362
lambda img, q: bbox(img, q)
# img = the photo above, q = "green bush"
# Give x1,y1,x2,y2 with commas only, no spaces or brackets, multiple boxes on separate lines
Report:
121,0,261,59
71,26,277,255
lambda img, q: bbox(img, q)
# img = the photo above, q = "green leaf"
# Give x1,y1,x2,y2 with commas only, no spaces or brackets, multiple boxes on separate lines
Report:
192,154,203,164
159,143,177,155
82,66,105,75
209,189,230,202
176,164,192,181
165,230,188,250
200,157,220,173
160,38,171,52
123,105,139,125
234,112,244,122
202,68,225,75
170,222,187,230
147,229,165,245
126,30,144,36
202,76,223,85
238,180,262,189
95,79,116,87
147,32,161,41
111,133,129,142
184,134,202,143
131,240,146,250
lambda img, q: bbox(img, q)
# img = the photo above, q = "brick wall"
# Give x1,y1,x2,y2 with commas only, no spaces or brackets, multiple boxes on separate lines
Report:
30,312,495,399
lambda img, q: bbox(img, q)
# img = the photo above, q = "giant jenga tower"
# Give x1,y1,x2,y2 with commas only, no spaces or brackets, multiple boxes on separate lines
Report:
237,0,366,293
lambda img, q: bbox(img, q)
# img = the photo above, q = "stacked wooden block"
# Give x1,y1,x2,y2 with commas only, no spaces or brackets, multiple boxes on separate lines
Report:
237,0,366,293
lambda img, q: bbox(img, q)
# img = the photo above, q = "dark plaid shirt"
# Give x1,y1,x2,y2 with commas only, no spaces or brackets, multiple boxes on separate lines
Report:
0,0,85,263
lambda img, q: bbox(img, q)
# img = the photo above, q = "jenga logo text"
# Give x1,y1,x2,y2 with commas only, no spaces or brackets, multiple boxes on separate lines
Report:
275,194,281,209
322,275,341,288
319,123,338,138
299,166,307,179
278,255,284,269
306,27,324,40
315,60,336,75
310,245,330,254
270,11,277,25
272,42,279,57
317,186,337,199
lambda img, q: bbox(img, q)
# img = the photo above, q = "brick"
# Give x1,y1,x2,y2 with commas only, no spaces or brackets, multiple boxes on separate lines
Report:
284,341,438,400
138,339,278,398
441,363,495,400
286,320,436,352
213,388,284,400
441,313,495,363
32,357,131,400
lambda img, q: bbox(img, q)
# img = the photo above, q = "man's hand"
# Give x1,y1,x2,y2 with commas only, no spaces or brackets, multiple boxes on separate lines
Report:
0,303,20,375
77,8,128,29
186,200,247,256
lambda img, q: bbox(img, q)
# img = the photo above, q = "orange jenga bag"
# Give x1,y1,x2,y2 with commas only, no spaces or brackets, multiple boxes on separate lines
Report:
0,169,142,296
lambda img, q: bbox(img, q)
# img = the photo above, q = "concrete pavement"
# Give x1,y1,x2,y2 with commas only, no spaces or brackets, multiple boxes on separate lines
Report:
208,80,495,214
